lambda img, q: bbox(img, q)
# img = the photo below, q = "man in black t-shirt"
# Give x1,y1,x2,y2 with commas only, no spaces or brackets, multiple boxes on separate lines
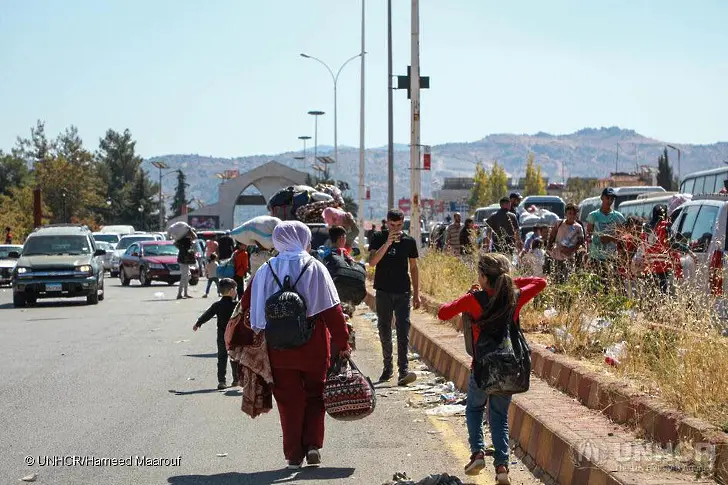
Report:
368,208,421,386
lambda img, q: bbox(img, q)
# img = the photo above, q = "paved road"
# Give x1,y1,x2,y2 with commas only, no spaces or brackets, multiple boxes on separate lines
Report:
0,278,546,485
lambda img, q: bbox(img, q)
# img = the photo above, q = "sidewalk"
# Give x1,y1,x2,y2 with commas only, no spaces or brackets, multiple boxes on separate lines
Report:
365,288,720,485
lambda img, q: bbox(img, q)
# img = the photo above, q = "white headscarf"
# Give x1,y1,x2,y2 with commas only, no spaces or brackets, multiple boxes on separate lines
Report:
250,220,340,332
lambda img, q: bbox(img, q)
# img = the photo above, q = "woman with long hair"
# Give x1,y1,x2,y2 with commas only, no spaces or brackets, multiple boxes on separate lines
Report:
248,221,350,469
438,254,546,484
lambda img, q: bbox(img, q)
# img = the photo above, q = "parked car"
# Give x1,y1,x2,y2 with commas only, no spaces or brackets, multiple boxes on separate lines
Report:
578,186,667,222
0,244,24,286
92,232,121,246
94,241,115,272
11,224,106,307
118,240,200,286
110,234,159,277
99,225,135,235
473,204,500,224
403,218,429,246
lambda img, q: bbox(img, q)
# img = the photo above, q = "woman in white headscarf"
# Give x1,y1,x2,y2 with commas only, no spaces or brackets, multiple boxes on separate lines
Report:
245,220,350,469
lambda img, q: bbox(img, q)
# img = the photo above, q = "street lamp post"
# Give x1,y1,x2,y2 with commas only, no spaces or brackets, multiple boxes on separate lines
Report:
666,144,681,182
151,161,171,231
138,205,144,231
301,52,363,175
308,111,325,178
298,135,311,171
61,188,68,223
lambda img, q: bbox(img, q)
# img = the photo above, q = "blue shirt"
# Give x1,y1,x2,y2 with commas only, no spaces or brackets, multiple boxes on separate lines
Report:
586,209,626,260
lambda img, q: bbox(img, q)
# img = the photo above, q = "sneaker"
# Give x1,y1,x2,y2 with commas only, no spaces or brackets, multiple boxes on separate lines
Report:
217,382,227,390
397,371,417,386
378,370,393,382
287,459,303,470
306,449,321,466
230,380,239,387
464,451,486,475
176,295,183,300
495,465,511,485
203,294,208,298
184,295,193,299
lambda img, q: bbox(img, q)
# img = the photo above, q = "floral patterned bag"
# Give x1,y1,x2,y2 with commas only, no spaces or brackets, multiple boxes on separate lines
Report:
323,356,376,421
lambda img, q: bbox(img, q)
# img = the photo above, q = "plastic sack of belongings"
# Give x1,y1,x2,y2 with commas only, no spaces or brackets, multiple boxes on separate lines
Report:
230,215,281,250
519,206,559,226
267,185,334,221
668,193,692,216
167,221,194,241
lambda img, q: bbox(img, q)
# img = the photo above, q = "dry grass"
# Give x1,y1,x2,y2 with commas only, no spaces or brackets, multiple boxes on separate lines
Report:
417,250,728,431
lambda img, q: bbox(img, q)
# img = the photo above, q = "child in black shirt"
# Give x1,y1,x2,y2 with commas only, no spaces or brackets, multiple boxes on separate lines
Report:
193,278,239,389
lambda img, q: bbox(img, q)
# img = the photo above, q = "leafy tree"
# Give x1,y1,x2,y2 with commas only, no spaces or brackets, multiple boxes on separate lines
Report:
657,148,677,191
469,161,490,208
488,161,509,204
0,150,30,195
96,129,145,223
131,170,159,230
524,153,547,195
13,120,54,167
0,185,50,242
565,177,600,203
171,169,189,218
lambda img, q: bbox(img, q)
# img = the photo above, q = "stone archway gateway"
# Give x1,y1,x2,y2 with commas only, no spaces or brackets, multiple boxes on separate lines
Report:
166,161,309,230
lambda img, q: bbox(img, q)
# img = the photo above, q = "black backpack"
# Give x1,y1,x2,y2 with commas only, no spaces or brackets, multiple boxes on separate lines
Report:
322,251,366,306
264,259,315,350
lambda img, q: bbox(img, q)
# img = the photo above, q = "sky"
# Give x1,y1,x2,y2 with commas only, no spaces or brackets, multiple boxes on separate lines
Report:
1,0,726,159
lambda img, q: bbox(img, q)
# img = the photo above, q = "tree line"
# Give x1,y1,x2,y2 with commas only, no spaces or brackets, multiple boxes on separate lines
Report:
469,154,547,208
0,120,189,241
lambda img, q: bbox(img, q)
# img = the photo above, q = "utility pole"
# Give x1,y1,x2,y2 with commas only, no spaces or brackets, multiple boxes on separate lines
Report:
387,0,394,210
151,161,169,231
357,0,366,233
409,0,421,251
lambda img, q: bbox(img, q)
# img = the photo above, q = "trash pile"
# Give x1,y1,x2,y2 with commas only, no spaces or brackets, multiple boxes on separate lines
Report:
382,472,472,485
267,184,345,223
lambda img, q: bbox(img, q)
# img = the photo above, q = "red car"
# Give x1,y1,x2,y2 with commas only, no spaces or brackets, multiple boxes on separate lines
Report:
119,240,199,287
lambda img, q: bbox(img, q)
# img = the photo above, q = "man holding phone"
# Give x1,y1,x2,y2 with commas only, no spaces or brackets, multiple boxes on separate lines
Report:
369,208,421,386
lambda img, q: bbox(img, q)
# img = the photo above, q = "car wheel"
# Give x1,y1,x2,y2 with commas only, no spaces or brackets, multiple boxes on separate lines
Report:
98,281,105,301
167,280,176,286
120,268,130,287
13,293,26,308
110,271,119,278
140,267,152,287
189,277,199,286
87,289,99,305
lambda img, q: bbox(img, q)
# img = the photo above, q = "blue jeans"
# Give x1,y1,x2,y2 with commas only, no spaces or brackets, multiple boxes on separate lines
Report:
375,290,411,376
466,373,512,467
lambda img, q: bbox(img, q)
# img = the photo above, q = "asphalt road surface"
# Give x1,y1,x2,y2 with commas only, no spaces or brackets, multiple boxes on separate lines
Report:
0,278,546,485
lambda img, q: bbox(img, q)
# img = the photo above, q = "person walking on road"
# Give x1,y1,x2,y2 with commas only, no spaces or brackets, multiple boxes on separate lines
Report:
249,220,350,469
204,253,220,298
437,254,546,483
4,226,12,244
175,229,197,299
193,278,239,389
233,242,250,299
368,208,420,386
445,212,462,255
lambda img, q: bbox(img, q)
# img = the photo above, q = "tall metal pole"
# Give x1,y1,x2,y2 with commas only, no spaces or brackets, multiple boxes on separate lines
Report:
158,167,163,231
387,0,394,210
333,83,338,177
410,0,421,251
358,0,366,232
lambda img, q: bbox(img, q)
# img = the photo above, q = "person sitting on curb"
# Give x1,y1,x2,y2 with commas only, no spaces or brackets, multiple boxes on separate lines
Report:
437,254,546,484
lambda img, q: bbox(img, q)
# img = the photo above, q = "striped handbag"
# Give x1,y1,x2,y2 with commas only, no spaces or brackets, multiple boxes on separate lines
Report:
323,357,376,421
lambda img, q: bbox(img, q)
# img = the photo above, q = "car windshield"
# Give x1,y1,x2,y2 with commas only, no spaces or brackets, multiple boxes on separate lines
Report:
143,244,178,256
117,236,155,250
93,234,120,244
0,246,23,258
23,236,91,256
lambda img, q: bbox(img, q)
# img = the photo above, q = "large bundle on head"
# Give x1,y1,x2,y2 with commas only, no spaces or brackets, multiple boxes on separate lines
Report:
267,185,333,221
322,206,349,227
519,208,558,226
230,215,281,249
167,221,193,241
315,183,345,207
668,193,692,216
296,200,341,224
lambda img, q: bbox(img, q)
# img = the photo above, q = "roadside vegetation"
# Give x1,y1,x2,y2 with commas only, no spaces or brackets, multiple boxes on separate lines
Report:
418,250,728,431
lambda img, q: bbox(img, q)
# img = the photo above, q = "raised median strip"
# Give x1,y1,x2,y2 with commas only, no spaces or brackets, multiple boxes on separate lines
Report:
365,287,724,485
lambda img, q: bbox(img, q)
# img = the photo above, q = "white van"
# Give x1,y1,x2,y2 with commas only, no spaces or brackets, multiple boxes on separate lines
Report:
669,194,728,320
617,192,678,220
100,225,135,235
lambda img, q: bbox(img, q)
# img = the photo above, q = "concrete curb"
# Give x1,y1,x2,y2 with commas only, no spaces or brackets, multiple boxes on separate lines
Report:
364,288,727,484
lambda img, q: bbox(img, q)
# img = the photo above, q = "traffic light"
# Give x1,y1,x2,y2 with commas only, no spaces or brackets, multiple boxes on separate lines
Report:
396,65,429,99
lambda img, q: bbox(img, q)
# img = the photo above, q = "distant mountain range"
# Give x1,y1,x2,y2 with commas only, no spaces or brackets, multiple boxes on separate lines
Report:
143,127,728,217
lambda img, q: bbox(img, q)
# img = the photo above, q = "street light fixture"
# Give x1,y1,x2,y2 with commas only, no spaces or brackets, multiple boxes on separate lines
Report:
301,52,364,174
151,161,174,231
297,135,311,171
666,144,681,181
307,111,325,177
61,188,68,223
